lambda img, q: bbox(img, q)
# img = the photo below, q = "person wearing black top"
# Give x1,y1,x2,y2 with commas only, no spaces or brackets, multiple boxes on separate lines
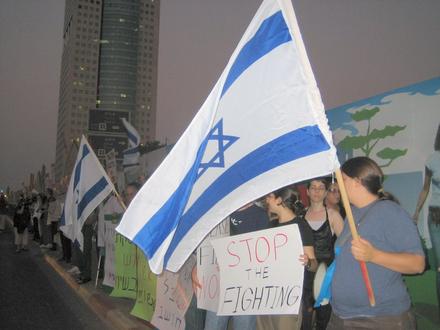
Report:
259,186,316,330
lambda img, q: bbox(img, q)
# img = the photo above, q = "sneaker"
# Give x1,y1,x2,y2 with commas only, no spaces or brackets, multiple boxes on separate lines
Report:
67,266,80,275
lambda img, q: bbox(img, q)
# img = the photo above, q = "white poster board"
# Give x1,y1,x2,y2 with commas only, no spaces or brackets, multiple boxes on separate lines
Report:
212,225,304,315
151,257,195,330
196,218,229,311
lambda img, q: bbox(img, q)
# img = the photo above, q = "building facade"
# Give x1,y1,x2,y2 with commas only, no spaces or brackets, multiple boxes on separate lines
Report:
54,0,159,182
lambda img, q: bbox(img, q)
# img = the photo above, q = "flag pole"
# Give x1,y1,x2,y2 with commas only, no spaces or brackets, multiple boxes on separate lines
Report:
113,190,127,211
335,169,376,306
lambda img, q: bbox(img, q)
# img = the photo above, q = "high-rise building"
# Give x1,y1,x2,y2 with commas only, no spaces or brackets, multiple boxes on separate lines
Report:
54,0,159,182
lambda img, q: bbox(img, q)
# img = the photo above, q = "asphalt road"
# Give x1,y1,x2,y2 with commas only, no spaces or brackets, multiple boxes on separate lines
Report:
0,225,109,330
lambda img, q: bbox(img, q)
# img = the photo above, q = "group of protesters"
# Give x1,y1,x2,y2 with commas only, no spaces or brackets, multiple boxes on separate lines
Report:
187,156,425,330
1,156,427,330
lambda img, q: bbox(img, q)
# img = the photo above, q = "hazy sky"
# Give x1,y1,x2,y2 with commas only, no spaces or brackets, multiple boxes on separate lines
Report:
1,0,440,190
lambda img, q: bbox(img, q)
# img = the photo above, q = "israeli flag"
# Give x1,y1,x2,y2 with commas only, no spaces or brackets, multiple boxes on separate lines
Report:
122,117,140,148
117,0,339,274
60,136,114,248
121,118,141,167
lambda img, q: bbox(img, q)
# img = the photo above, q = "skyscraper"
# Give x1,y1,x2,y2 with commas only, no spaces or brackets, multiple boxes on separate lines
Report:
54,0,159,182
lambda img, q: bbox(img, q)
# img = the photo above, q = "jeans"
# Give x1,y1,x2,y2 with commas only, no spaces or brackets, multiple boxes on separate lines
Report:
185,296,206,330
204,311,256,330
428,209,440,312
326,310,416,330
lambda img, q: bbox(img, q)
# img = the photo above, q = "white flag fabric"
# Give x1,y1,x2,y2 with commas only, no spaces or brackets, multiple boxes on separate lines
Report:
121,117,140,148
116,0,339,274
60,136,114,249
121,118,141,168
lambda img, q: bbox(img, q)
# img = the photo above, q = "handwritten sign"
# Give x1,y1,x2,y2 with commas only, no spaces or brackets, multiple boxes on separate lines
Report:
196,219,229,311
110,234,137,299
131,248,157,322
212,225,304,315
102,221,118,287
151,257,195,330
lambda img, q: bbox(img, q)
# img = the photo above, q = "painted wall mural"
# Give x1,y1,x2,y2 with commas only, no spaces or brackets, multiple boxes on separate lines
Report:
326,76,440,328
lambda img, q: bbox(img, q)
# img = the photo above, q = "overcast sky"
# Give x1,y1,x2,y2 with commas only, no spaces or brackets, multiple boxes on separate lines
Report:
1,0,439,190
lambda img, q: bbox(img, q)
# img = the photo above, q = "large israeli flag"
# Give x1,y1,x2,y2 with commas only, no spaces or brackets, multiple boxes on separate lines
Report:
60,136,114,248
117,0,339,274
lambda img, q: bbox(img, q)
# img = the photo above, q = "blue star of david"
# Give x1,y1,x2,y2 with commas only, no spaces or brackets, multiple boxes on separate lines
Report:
197,119,239,180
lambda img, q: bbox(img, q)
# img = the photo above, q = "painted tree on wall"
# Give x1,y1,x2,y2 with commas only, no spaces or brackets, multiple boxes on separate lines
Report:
338,107,407,168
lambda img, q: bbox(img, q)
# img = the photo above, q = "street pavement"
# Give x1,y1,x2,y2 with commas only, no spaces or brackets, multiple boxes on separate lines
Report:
0,220,153,330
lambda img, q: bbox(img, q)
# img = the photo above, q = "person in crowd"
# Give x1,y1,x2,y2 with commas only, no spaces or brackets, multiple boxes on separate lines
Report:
325,180,346,219
46,188,62,251
76,207,100,284
124,182,141,205
0,192,8,232
39,193,52,248
326,157,424,329
13,195,31,252
30,192,42,241
413,123,440,314
302,178,344,330
259,187,317,330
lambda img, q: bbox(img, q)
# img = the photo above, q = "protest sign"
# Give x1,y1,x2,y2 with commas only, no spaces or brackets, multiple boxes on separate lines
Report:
212,225,304,315
196,218,229,311
131,248,157,321
110,234,137,299
151,257,195,330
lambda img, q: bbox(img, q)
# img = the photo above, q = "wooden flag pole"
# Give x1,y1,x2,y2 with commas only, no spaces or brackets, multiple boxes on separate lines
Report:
335,168,376,307
113,190,127,211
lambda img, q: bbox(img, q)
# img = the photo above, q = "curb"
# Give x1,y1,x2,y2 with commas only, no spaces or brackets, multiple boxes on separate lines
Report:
44,255,153,330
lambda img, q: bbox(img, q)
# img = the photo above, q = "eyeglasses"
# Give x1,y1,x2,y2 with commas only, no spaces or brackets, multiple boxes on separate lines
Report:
309,186,326,192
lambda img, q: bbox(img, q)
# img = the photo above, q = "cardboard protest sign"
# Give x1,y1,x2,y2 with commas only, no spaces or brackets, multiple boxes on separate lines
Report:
151,257,195,330
131,248,157,322
212,224,304,315
196,218,229,311
110,234,137,299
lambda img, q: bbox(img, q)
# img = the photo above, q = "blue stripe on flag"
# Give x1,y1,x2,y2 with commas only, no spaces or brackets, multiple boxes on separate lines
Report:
132,136,211,257
133,125,330,261
221,10,292,97
127,130,139,146
123,146,140,155
60,208,65,226
73,144,90,189
77,177,109,220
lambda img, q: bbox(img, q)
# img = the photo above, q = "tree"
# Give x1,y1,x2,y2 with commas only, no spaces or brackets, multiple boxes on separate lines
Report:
338,107,407,168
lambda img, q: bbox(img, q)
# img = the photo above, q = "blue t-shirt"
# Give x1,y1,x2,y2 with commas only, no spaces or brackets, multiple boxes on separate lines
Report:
427,151,440,207
229,204,269,236
331,200,424,318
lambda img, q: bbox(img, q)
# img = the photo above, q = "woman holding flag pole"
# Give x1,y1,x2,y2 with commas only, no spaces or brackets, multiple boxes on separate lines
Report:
319,157,425,329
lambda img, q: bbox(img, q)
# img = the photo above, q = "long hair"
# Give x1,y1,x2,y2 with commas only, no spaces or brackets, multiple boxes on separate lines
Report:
341,157,398,203
272,186,306,216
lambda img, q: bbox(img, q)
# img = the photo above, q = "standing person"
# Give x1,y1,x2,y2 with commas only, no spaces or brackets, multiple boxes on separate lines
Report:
59,191,72,263
0,192,8,232
414,123,440,314
199,200,270,330
13,196,31,252
30,193,42,241
260,187,317,330
327,157,425,329
46,188,62,251
302,179,343,330
325,181,346,219
39,193,51,248
76,209,98,284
